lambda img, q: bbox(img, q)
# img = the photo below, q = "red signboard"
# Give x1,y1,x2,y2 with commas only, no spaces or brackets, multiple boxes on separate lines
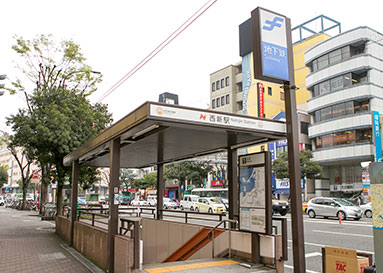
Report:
257,82,264,118
211,180,224,187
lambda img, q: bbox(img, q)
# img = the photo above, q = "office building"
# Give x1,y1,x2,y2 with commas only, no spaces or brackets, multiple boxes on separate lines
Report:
305,26,383,197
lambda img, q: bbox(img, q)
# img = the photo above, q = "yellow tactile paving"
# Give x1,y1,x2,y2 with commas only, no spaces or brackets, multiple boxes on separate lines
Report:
145,260,240,273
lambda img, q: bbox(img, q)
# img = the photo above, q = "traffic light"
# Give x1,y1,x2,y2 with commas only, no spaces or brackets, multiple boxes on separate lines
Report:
0,74,6,96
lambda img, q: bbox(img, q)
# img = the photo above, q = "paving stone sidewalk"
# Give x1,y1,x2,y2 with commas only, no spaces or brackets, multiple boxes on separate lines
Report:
0,206,91,273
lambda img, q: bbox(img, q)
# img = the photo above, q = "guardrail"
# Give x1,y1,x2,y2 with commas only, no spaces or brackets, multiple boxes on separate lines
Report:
209,219,238,259
272,217,288,261
119,217,140,270
160,209,227,226
77,209,109,229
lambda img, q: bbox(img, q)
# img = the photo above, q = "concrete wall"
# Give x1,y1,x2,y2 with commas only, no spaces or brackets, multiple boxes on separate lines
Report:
141,218,253,265
114,235,136,273
73,221,108,271
56,216,71,243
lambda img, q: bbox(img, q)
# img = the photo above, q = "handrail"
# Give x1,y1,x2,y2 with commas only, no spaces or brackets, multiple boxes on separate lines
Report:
207,219,238,259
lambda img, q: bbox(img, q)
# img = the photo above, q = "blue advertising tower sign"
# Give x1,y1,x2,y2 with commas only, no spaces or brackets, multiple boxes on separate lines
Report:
251,7,292,84
373,111,382,162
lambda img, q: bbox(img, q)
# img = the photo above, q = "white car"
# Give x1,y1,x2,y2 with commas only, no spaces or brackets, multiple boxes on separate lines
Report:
307,197,362,220
180,195,199,211
130,198,147,207
0,196,4,206
196,197,226,214
360,202,372,218
163,198,179,209
147,196,157,207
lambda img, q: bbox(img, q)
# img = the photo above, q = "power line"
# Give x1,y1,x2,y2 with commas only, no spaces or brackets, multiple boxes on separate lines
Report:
96,0,218,103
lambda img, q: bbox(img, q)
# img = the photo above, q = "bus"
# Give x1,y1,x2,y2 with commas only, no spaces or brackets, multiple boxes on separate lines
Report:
191,188,228,199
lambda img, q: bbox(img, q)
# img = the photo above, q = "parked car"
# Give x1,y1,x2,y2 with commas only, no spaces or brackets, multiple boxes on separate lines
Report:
130,198,147,207
272,197,289,216
85,193,99,205
163,198,179,209
0,196,4,206
360,202,372,218
307,197,362,220
195,197,226,214
215,197,229,209
78,196,86,205
180,195,199,211
147,195,157,207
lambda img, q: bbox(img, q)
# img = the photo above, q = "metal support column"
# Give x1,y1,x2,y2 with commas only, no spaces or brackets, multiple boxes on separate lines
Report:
69,160,79,246
156,133,164,220
107,137,120,273
284,81,306,272
227,133,238,224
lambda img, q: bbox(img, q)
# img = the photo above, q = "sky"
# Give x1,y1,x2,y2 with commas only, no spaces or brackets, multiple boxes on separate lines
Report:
1,0,382,132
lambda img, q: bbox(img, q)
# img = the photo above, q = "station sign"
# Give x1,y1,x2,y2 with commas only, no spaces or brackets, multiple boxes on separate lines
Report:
251,7,293,84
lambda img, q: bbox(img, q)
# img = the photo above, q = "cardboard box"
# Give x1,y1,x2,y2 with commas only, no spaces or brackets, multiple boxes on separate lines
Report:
324,246,370,273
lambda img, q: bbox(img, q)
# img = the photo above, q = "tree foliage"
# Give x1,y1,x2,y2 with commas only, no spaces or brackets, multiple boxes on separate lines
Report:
165,160,213,187
0,165,8,189
272,149,322,180
132,172,157,189
120,169,137,189
6,34,112,213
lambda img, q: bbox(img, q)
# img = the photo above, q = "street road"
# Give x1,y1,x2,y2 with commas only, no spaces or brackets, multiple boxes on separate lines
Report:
284,215,373,273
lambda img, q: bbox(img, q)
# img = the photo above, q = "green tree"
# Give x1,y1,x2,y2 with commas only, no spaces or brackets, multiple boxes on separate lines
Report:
6,34,112,214
132,172,157,189
120,169,137,189
1,132,35,209
165,160,213,188
272,149,322,180
0,165,8,189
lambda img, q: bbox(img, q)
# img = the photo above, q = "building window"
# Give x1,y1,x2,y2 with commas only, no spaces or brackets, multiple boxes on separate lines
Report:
329,48,342,65
280,91,285,100
300,122,309,135
313,99,370,124
354,100,369,113
315,128,371,150
216,98,220,107
226,94,230,105
356,129,371,143
225,76,230,87
216,80,220,90
236,83,242,93
351,44,365,56
268,87,272,96
221,79,225,88
221,96,225,106
237,101,243,111
352,71,368,84
311,71,368,98
212,99,215,109
310,44,357,72
212,82,215,92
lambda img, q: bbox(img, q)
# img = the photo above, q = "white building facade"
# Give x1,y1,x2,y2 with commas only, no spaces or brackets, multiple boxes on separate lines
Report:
305,27,383,197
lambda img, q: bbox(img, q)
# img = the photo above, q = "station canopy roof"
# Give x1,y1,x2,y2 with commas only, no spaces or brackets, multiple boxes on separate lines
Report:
63,102,287,168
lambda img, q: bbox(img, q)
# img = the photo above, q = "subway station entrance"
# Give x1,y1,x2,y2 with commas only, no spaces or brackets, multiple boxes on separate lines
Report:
60,101,288,272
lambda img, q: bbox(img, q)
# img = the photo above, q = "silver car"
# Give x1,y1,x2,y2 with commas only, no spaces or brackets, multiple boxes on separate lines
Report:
360,202,372,218
307,197,362,220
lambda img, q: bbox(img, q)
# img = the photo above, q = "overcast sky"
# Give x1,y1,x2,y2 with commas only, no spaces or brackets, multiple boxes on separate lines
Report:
1,0,382,132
